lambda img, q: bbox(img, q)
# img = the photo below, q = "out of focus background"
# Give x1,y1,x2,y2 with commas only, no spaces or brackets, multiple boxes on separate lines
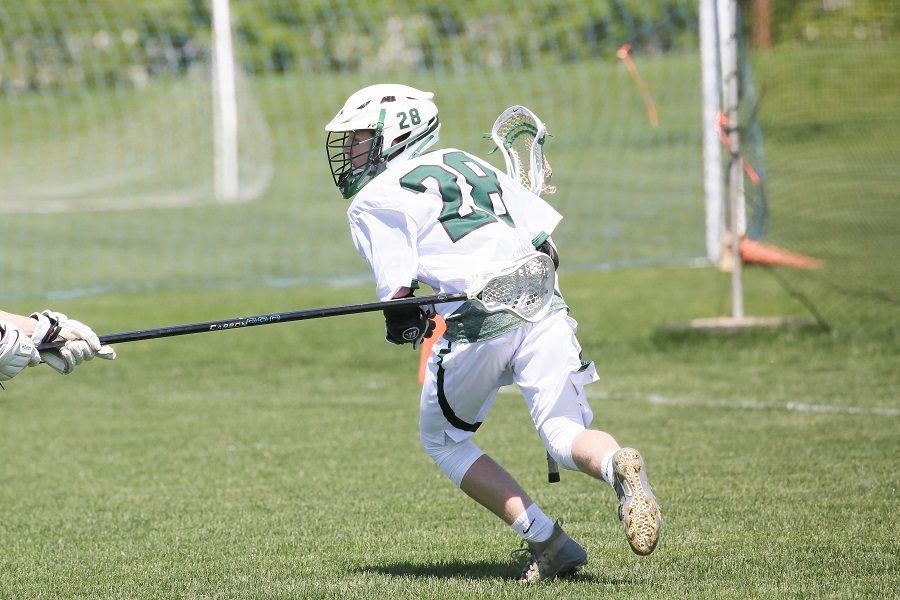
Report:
2,0,896,330
1,2,897,598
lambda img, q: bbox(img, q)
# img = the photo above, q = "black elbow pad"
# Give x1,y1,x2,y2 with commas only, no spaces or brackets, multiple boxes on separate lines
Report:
537,239,559,269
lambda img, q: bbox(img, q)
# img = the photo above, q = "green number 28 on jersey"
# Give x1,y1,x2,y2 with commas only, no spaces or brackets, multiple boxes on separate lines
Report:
400,151,515,242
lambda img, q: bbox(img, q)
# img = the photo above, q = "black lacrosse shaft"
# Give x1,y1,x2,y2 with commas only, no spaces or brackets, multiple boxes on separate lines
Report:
36,292,468,351
547,452,561,483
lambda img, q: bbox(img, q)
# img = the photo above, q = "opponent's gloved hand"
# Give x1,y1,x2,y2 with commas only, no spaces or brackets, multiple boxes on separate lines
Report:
30,310,117,375
0,321,42,381
383,298,436,348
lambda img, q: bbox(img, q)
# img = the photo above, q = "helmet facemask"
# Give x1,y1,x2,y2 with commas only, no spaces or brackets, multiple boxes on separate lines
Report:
326,125,386,199
325,84,441,198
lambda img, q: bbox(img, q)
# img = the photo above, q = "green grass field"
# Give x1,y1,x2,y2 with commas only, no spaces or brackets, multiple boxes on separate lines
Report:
1,40,899,598
1,269,897,598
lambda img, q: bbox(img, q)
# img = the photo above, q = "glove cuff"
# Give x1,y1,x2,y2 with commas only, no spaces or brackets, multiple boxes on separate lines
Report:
29,311,61,344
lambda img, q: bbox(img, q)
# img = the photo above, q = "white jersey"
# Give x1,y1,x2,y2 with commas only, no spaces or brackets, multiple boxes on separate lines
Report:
345,148,599,483
347,148,562,313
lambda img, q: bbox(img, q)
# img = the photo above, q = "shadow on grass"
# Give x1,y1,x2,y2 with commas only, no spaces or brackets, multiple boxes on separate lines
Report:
354,559,509,580
650,317,829,349
354,560,635,584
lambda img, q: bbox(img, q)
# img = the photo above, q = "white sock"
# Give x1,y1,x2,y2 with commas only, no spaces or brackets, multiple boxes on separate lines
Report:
601,449,618,486
511,503,555,544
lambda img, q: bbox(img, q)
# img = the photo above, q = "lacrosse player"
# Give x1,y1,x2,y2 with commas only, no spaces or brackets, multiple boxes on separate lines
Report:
0,309,115,382
325,84,661,582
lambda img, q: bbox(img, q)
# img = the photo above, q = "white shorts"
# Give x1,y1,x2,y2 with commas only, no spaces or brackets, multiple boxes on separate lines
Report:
419,308,599,460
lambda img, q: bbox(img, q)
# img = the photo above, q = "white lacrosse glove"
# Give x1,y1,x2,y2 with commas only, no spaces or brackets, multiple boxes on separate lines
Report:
0,321,42,381
30,310,117,375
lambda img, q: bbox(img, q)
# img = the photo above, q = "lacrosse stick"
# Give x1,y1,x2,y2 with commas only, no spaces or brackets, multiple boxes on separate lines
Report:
490,105,556,196
492,104,563,483
36,253,556,351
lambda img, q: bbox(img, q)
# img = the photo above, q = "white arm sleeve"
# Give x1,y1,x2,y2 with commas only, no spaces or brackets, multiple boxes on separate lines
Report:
350,209,420,301
0,321,41,381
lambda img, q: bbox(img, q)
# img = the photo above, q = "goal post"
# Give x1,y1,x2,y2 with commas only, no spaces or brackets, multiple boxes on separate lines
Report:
699,0,764,321
717,0,747,320
699,0,725,266
211,0,239,203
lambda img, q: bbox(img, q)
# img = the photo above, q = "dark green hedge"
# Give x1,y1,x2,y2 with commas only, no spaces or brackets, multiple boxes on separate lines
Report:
761,0,899,44
1,0,895,93
227,0,700,74
0,0,698,92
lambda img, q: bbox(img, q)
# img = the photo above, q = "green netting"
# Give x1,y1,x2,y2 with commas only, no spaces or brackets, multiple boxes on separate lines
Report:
2,0,896,333
1,1,707,301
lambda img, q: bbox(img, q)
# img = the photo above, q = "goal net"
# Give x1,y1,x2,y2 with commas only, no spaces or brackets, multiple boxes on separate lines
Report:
2,0,709,301
737,0,900,329
0,1,273,212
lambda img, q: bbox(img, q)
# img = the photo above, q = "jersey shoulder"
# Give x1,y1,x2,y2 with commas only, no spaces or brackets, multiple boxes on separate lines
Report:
348,149,470,212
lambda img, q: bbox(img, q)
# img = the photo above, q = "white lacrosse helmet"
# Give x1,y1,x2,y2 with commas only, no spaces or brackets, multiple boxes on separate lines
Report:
325,83,441,198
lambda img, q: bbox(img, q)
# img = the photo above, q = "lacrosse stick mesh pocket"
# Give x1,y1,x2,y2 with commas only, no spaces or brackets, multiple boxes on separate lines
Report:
476,254,555,320
494,110,555,196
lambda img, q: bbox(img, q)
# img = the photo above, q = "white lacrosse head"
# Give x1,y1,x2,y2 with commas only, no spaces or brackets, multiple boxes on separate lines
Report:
468,252,556,322
490,105,555,196
325,84,441,198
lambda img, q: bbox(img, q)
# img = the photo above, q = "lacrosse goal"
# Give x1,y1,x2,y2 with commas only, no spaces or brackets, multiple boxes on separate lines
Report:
2,0,710,302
